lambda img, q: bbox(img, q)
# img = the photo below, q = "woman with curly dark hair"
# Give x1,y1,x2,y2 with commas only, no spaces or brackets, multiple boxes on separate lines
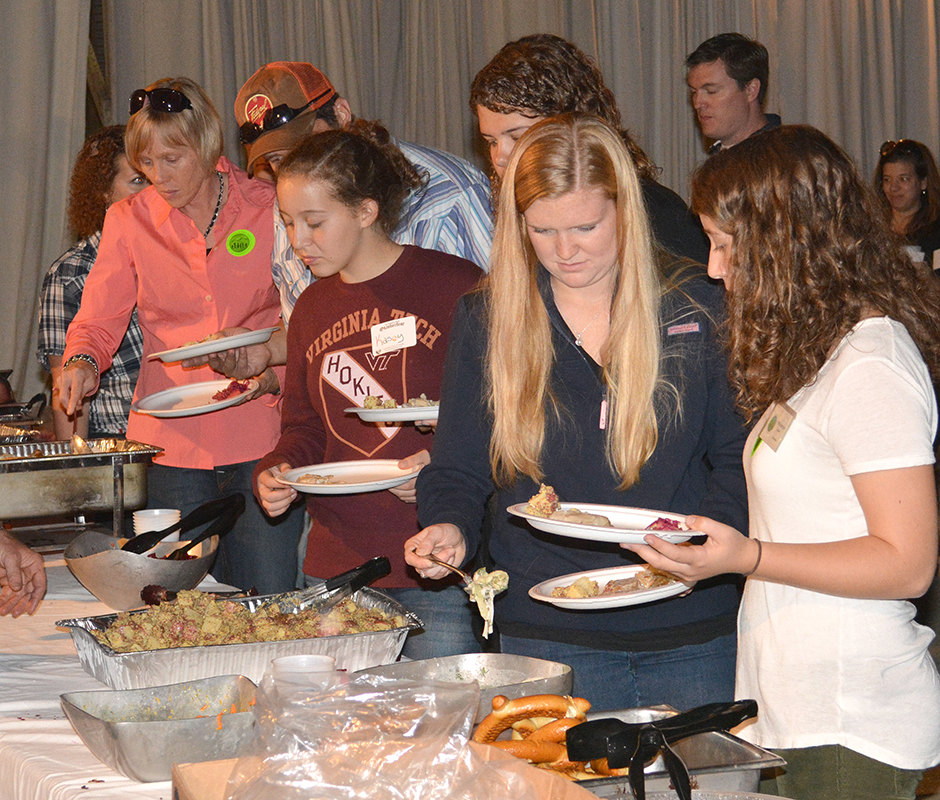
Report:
469,33,708,264
626,125,940,800
38,125,148,439
874,138,940,265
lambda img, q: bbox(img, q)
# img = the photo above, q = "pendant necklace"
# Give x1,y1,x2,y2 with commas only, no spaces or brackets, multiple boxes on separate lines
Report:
204,171,224,239
574,308,607,347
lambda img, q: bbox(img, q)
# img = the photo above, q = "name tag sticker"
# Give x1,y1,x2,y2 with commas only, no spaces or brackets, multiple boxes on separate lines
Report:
372,316,416,356
758,401,796,452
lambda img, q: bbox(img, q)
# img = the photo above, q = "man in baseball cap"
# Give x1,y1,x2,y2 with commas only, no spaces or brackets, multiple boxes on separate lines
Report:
235,61,342,180
234,61,492,320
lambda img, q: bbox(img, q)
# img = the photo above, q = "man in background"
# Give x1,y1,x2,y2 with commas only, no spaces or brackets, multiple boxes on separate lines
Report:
686,33,780,155
234,61,492,319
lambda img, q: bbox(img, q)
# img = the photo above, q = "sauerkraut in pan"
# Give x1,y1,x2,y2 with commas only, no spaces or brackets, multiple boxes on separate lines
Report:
92,590,404,652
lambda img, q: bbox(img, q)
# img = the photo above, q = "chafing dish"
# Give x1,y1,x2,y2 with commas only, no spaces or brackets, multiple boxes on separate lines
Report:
0,438,162,537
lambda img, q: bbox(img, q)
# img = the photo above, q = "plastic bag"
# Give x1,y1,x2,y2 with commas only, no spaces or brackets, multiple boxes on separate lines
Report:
224,672,544,800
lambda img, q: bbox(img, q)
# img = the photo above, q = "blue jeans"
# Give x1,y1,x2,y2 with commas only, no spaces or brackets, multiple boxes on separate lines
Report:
383,585,483,660
499,632,737,712
148,461,304,595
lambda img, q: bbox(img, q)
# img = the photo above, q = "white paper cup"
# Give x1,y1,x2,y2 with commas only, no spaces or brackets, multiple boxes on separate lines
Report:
133,508,181,541
271,654,337,687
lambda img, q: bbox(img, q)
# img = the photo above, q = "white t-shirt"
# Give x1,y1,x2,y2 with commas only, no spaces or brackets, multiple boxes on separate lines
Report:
736,317,940,769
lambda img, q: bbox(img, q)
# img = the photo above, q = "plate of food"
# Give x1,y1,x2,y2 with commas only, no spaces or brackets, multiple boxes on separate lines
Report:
345,394,439,422
529,564,692,610
132,379,257,418
148,327,280,363
277,459,420,495
507,483,695,544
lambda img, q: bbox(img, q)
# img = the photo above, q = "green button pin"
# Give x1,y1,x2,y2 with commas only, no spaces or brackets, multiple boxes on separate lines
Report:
226,229,256,257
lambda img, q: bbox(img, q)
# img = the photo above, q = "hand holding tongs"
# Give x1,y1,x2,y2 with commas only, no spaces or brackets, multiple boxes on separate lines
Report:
565,699,758,800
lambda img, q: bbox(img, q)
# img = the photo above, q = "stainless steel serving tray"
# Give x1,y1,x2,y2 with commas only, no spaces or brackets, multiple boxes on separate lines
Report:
578,707,785,798
357,653,573,723
61,674,258,782
0,439,162,534
57,587,422,689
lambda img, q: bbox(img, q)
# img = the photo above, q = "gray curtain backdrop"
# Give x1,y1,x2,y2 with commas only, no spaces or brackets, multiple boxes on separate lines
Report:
4,0,940,402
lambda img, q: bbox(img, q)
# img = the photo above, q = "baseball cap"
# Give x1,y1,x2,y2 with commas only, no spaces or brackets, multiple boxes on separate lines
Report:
234,61,337,174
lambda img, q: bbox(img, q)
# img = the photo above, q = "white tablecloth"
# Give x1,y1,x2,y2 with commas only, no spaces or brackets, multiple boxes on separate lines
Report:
0,555,232,800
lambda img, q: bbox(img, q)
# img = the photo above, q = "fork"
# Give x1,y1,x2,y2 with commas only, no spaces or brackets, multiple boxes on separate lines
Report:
412,548,472,586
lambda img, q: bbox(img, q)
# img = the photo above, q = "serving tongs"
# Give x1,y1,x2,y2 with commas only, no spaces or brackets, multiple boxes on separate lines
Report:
121,493,245,554
165,493,245,560
260,556,392,614
565,699,758,800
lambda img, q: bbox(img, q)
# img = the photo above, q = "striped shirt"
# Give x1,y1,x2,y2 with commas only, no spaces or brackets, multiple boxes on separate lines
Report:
271,139,493,320
37,232,143,436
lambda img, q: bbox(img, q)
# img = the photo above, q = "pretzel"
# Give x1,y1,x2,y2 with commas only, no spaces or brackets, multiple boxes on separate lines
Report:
590,757,631,777
472,694,591,743
526,717,584,743
488,739,567,763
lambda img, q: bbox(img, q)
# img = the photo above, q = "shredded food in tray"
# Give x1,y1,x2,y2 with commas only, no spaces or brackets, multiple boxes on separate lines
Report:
549,566,679,599
91,590,405,652
362,393,439,409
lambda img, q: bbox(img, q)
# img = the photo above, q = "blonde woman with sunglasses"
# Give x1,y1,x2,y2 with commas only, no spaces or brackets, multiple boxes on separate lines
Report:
59,77,301,596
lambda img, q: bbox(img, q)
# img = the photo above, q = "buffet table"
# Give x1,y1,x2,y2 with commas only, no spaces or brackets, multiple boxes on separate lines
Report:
0,553,230,800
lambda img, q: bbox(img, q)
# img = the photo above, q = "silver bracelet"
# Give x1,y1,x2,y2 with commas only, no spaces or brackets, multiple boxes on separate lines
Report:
742,539,762,577
64,353,98,377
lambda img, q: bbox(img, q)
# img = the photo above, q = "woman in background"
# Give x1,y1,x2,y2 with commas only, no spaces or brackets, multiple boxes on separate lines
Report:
631,125,940,799
38,125,147,439
875,138,940,265
407,114,748,711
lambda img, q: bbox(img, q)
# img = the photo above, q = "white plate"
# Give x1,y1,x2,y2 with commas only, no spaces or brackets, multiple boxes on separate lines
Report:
277,459,420,494
345,405,440,422
148,327,280,363
507,503,695,544
529,564,693,609
132,379,258,418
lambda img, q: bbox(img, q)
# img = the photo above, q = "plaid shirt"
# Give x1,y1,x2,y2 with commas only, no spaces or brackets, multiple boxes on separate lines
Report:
37,233,143,436
272,138,493,320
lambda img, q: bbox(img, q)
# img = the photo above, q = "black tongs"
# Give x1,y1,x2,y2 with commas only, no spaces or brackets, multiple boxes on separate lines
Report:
122,494,245,554
259,556,392,613
566,699,758,800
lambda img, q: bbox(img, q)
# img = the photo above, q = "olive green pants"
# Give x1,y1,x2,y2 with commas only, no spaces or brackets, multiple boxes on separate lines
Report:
759,745,923,800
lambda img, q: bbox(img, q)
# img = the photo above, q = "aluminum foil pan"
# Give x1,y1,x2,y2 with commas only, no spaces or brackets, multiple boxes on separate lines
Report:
0,423,50,445
57,587,422,690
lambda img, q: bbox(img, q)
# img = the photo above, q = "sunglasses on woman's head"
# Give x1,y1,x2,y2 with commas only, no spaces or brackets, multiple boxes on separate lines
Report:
129,88,193,115
880,139,920,159
238,88,334,144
